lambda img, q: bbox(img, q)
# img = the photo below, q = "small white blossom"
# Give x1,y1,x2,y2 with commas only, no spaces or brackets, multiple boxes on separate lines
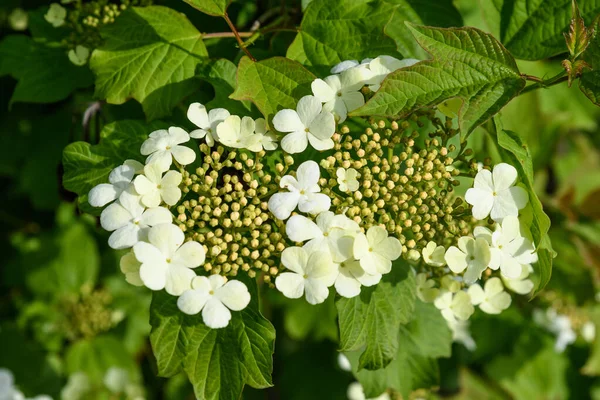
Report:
45,3,66,27
353,226,402,275
253,118,278,151
133,163,182,207
468,277,511,314
275,247,337,305
216,115,262,151
441,275,461,293
268,160,331,220
582,321,596,343
133,223,205,295
119,251,143,286
416,273,439,303
88,160,143,207
366,56,418,91
347,382,390,400
337,354,352,372
336,167,360,192
140,127,196,170
434,291,474,323
501,264,534,295
8,8,28,31
311,68,369,122
444,237,491,284
533,309,576,352
447,319,476,351
465,163,529,222
104,368,129,394
100,189,172,249
273,95,335,154
422,241,446,267
68,45,90,66
177,275,250,329
187,102,230,146
334,258,381,298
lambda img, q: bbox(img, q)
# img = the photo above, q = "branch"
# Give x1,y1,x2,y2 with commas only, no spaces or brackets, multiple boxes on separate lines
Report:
519,71,569,95
202,31,254,39
223,13,256,61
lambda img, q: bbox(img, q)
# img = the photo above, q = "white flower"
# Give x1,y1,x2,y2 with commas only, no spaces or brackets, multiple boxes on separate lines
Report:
475,216,538,279
88,160,143,207
336,167,360,192
444,237,490,284
441,275,461,293
120,251,143,286
467,277,511,314
273,95,335,154
501,264,534,295
337,354,352,372
177,275,250,329
0,369,15,398
285,211,358,262
103,367,129,394
582,321,596,343
434,291,474,322
133,223,205,295
353,226,402,275
268,160,331,220
311,68,369,122
187,102,230,146
100,189,172,249
366,56,418,91
61,373,91,400
252,118,278,151
216,115,262,151
275,247,337,305
447,319,476,351
8,8,28,31
416,273,439,303
533,309,576,353
140,127,196,171
347,382,390,400
330,58,372,74
422,241,446,267
334,259,381,298
45,3,66,27
68,45,90,66
465,163,529,222
133,163,182,207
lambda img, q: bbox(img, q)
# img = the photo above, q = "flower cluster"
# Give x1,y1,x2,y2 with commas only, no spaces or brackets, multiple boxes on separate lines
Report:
88,54,540,332
0,368,51,400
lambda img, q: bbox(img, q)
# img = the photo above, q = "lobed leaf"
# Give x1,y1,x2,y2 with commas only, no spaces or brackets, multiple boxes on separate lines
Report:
183,0,229,16
352,24,526,135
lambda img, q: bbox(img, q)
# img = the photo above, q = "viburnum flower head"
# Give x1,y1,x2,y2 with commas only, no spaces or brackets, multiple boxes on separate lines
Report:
133,163,182,208
353,226,402,275
100,189,172,249
88,160,143,207
434,291,475,323
468,277,512,314
273,95,335,154
216,115,262,151
444,236,491,284
465,163,529,222
474,216,538,279
366,56,419,91
336,167,360,192
140,126,196,171
422,241,446,267
133,223,206,296
275,247,337,305
177,275,250,329
187,102,230,146
268,160,331,220
311,67,369,123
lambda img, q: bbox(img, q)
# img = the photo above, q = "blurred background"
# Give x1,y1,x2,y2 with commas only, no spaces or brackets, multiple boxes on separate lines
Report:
1,0,600,399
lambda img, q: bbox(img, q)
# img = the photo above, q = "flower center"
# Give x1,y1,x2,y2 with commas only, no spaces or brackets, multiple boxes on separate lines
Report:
300,189,306,195
470,256,475,260
166,145,171,150
304,127,310,132
368,247,373,252
166,258,172,263
209,290,214,295
492,191,497,196
337,92,342,97
303,274,308,279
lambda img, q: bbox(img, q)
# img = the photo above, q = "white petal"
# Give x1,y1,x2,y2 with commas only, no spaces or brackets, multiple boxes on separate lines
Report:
275,273,305,299
190,128,208,139
187,102,210,129
134,175,157,196
492,163,518,191
100,203,131,231
173,241,206,268
467,284,485,305
304,279,330,305
307,134,335,151
139,259,168,290
330,60,359,73
148,223,183,256
473,168,494,191
202,298,232,329
353,233,370,260
89,184,119,207
216,280,251,311
140,136,162,155
108,224,141,249
177,289,210,315
465,188,494,220
281,130,308,154
168,126,190,145
296,160,321,188
286,215,321,242
161,187,182,206
490,191,519,222
164,265,196,296
335,269,361,298
273,109,304,133
308,110,336,140
170,145,196,166
268,191,300,220
133,241,164,264
342,91,365,113
296,95,322,126
499,255,523,279
445,246,467,274
311,78,336,102
209,108,231,127
298,193,331,215
140,207,173,226
374,237,401,261
508,186,529,209
281,246,308,274
146,151,172,171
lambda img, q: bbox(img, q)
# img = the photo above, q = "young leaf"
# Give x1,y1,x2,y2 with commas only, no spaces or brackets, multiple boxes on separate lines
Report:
491,122,555,295
579,19,600,105
481,0,600,60
149,277,275,400
352,24,526,135
346,301,452,398
90,6,208,120
231,56,315,123
183,0,229,16
0,35,93,104
336,263,416,371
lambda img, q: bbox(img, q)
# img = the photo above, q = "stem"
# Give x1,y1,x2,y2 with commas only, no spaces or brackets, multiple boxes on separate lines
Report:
202,31,254,39
223,13,256,61
519,71,569,95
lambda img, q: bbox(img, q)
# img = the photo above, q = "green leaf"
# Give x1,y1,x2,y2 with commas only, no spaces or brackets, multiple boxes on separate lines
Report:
90,6,208,120
283,293,338,342
352,24,526,135
336,263,416,371
491,123,555,294
198,58,254,116
231,56,315,123
286,0,401,74
149,277,275,399
384,0,463,59
481,0,600,60
579,19,600,105
0,35,93,104
346,301,452,398
183,0,229,16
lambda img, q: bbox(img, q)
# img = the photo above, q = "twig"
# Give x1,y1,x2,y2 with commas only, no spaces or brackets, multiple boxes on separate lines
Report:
519,71,569,95
202,31,253,39
223,12,256,61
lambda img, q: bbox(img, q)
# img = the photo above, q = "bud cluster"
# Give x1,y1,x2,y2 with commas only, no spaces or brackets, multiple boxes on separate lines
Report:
61,287,117,340
176,144,286,284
